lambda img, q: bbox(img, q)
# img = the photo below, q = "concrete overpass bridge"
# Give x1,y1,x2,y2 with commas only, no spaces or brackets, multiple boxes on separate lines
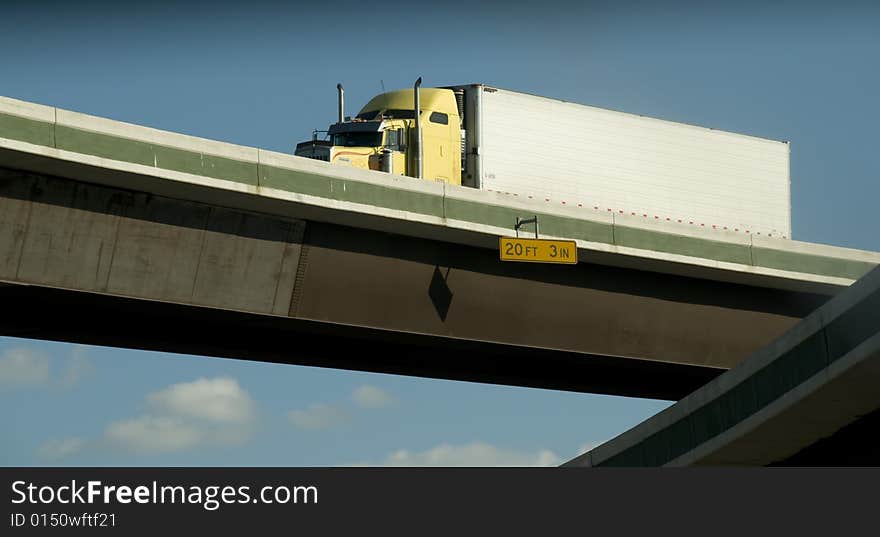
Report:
1,95,877,400
564,264,880,466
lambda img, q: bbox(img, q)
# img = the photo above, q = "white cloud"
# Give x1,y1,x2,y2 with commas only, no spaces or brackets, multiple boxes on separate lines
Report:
288,403,347,430
375,442,562,467
38,437,85,461
105,416,203,455
59,349,94,388
351,385,394,409
40,376,257,457
0,347,50,388
148,377,255,424
0,345,93,390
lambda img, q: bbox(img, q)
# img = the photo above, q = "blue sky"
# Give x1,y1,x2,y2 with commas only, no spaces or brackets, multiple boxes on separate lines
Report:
2,1,879,466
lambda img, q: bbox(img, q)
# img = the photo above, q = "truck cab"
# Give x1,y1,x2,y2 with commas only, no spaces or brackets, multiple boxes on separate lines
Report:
296,86,462,185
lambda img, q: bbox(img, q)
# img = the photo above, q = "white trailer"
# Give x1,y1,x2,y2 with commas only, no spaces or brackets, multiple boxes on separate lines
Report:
454,85,791,238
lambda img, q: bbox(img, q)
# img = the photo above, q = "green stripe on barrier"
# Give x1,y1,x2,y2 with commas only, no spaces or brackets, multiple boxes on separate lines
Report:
260,165,444,216
0,113,55,147
55,126,258,186
444,198,614,244
259,164,333,198
56,125,155,166
329,177,444,216
752,247,874,280
615,225,751,265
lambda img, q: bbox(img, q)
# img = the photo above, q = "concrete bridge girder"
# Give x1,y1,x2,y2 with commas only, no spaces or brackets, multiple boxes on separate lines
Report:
0,167,831,398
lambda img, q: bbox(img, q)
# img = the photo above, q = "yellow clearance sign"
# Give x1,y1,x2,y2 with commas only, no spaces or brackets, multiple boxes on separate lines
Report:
499,237,578,264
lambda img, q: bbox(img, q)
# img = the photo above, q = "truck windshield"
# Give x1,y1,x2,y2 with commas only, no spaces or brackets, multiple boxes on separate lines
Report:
332,132,383,147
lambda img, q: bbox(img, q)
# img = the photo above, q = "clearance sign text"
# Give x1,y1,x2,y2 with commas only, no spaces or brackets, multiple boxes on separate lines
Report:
498,237,578,264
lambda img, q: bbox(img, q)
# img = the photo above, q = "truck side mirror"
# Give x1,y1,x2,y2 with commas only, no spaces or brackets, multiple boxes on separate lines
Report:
397,128,406,151
386,129,401,151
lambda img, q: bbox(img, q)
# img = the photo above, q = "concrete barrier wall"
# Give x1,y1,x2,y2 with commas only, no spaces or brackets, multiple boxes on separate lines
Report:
1,95,878,288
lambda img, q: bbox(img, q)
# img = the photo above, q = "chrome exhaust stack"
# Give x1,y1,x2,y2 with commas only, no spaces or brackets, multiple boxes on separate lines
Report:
413,77,422,179
336,83,344,124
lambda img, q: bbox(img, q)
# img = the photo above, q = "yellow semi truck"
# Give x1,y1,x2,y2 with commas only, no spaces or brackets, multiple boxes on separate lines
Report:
296,79,464,185
296,79,792,238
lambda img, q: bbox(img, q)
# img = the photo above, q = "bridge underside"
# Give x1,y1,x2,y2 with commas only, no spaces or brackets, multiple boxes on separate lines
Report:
563,264,880,466
0,282,719,399
771,407,880,466
0,167,830,398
